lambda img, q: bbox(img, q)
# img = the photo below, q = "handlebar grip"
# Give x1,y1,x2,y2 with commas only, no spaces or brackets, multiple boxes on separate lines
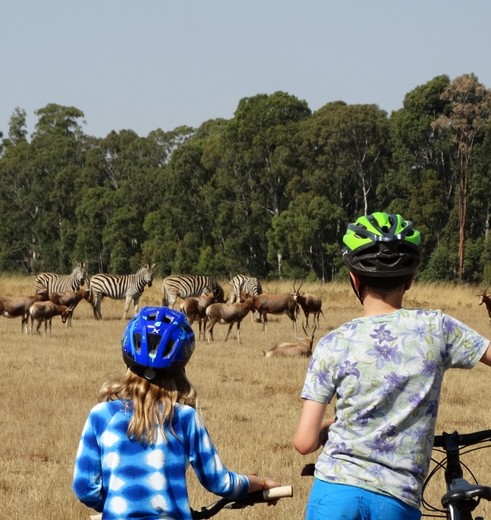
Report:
263,485,293,500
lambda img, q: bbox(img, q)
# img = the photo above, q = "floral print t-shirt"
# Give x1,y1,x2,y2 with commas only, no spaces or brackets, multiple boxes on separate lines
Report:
301,309,489,509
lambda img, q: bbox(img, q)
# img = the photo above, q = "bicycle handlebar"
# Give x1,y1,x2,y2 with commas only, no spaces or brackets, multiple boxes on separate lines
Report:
433,428,491,449
88,486,293,520
191,485,293,519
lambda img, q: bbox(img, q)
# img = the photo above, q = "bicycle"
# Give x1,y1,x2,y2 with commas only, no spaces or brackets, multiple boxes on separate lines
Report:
422,429,491,520
88,485,293,519
300,428,491,520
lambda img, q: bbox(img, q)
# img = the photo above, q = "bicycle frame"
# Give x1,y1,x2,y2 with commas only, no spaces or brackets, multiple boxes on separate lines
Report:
428,429,491,520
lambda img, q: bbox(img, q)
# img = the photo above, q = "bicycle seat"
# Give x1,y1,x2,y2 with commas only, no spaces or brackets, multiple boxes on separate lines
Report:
441,480,491,507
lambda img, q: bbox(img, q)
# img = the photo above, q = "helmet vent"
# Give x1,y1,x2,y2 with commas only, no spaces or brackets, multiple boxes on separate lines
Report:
148,333,162,354
133,332,143,353
183,324,193,334
162,339,175,357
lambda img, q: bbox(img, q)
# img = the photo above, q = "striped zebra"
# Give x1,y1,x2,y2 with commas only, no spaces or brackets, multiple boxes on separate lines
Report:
35,263,88,294
161,275,225,309
228,274,263,303
89,263,156,320
228,274,263,322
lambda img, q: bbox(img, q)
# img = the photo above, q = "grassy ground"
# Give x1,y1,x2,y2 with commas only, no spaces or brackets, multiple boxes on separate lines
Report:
0,276,490,519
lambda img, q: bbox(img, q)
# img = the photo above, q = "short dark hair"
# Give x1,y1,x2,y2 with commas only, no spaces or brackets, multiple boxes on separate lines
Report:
358,274,413,294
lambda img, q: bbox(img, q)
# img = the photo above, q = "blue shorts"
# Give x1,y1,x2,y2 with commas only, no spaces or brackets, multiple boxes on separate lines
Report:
305,479,421,520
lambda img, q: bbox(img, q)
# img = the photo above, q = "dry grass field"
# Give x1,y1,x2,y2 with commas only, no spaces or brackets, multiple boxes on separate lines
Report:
1,275,490,519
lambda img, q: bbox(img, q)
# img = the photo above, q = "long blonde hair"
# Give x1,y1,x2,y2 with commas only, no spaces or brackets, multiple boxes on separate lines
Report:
99,368,198,444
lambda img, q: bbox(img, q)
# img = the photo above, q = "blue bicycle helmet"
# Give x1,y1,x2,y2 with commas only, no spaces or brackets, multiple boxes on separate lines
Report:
122,306,195,381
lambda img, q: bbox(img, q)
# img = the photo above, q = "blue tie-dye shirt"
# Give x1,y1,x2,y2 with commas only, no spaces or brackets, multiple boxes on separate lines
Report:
73,401,249,519
301,309,489,509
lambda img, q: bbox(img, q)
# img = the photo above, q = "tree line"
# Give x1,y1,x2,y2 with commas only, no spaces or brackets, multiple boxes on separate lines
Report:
1,73,491,285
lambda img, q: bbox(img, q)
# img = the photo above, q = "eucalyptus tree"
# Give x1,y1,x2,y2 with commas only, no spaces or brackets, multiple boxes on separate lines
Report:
267,194,345,281
296,102,390,220
386,75,453,269
17,104,88,272
142,121,222,276
432,74,491,280
210,91,311,277
74,128,186,274
0,109,33,271
2,107,28,148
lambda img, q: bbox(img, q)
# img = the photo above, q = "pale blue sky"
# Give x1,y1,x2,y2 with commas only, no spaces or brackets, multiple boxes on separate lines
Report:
2,1,490,138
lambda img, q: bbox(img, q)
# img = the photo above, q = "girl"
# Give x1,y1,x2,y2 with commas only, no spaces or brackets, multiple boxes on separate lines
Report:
73,306,279,519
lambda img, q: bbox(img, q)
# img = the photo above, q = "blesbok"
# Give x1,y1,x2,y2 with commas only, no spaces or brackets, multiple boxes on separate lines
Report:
48,288,91,327
0,290,49,333
228,274,263,322
205,297,255,344
29,301,73,336
293,281,325,329
251,293,298,332
179,292,216,340
264,323,317,358
478,288,491,321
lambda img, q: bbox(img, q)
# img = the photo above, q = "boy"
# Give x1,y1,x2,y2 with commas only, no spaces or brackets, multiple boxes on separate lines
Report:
294,212,491,520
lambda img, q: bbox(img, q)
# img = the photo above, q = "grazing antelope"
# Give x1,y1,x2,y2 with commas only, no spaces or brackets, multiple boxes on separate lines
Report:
264,324,316,358
179,292,216,340
205,297,255,344
251,293,298,333
478,288,491,321
293,281,325,329
29,301,73,336
48,288,91,327
228,274,263,322
0,290,49,333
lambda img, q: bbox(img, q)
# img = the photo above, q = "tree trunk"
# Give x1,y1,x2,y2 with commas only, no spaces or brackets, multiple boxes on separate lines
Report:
457,162,469,280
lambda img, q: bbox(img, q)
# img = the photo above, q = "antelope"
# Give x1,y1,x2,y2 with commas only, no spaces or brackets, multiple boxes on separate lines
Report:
29,301,73,336
293,280,325,329
264,323,317,358
251,293,298,332
179,292,216,340
0,290,49,334
48,288,91,327
478,288,491,321
205,296,255,344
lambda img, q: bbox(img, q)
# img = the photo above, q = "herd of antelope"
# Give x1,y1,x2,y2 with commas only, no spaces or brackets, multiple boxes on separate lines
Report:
3,265,491,356
0,267,326,357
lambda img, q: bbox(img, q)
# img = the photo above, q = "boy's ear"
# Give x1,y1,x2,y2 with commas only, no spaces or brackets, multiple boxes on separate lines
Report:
349,271,361,290
404,275,415,291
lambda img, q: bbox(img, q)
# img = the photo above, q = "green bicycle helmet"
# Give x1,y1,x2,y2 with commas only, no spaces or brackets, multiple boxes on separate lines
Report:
342,212,422,278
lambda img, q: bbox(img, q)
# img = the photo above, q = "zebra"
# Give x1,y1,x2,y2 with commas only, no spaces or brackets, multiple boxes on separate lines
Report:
161,275,225,309
35,262,88,294
228,275,263,303
89,263,156,320
228,274,263,322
